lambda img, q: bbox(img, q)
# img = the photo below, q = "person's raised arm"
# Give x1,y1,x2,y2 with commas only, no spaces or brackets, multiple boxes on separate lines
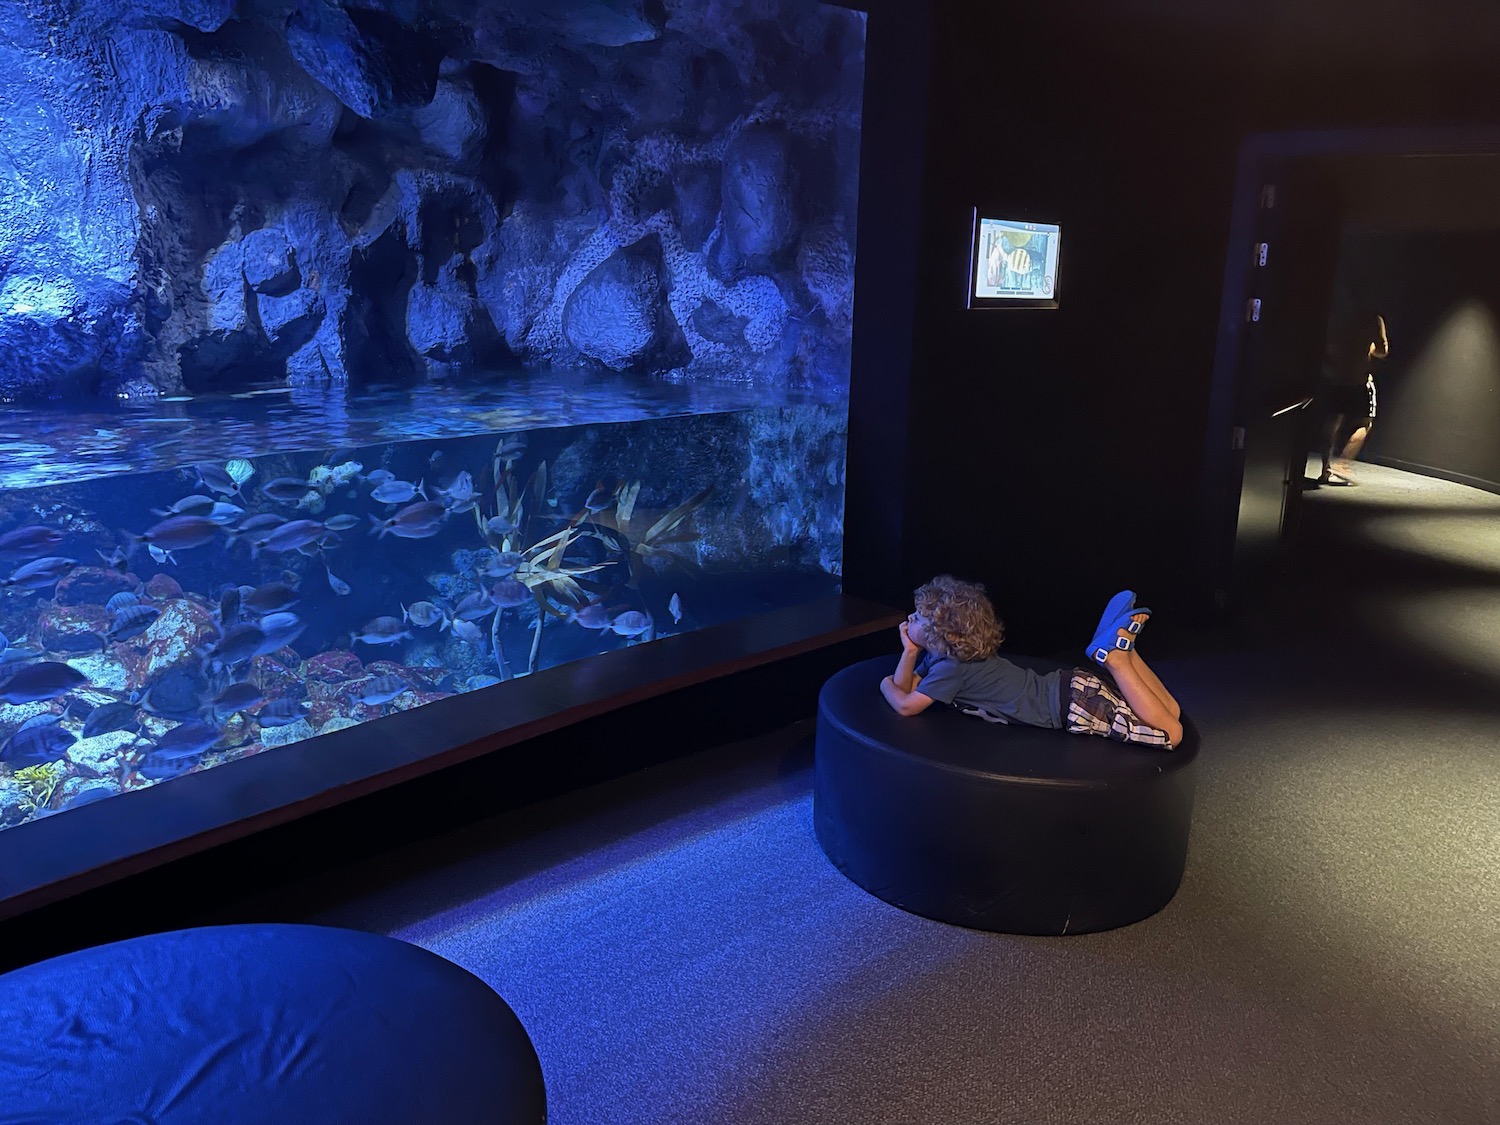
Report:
881,621,936,716
1370,314,1390,359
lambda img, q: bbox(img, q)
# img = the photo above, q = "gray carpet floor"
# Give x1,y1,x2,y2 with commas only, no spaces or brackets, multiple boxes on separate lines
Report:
237,460,1500,1125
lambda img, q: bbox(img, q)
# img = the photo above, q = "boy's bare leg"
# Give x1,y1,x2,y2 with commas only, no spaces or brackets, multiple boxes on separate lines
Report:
1126,648,1180,719
1101,619,1182,745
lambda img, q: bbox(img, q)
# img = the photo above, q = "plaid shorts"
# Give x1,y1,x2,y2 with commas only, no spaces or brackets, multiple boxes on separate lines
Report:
1064,669,1175,749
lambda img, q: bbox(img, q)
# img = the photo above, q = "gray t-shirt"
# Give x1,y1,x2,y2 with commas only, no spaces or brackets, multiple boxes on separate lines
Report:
915,651,1066,728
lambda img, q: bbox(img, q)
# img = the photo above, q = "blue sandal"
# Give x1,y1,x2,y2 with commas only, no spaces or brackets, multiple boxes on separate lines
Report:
1086,608,1152,665
1086,622,1133,665
1095,590,1136,637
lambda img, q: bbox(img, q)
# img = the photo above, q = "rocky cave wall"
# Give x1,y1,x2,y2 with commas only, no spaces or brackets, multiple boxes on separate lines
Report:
0,0,865,402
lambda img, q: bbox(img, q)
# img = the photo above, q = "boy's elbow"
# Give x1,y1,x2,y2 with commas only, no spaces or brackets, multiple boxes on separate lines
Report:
879,678,916,716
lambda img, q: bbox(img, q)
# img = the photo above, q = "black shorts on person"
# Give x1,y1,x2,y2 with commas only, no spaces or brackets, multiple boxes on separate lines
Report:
1323,378,1376,420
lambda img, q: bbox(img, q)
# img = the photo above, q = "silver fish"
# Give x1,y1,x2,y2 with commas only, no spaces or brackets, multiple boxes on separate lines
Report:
209,681,265,721
583,480,619,512
261,477,314,503
438,471,479,513
571,603,612,630
669,592,683,624
256,613,306,656
364,469,395,487
250,519,329,557
259,611,301,635
153,720,221,758
448,618,483,644
206,623,267,667
140,669,205,718
80,701,141,739
0,661,89,704
206,502,246,525
356,674,408,706
495,435,527,464
326,566,351,596
370,478,427,505
0,525,66,562
151,494,216,518
243,582,300,616
368,501,447,540
0,718,76,766
322,513,361,532
488,579,531,608
254,697,308,727
107,604,161,642
451,591,497,622
351,616,412,646
147,544,176,565
486,515,520,539
2,556,79,590
403,601,445,628
232,513,286,535
610,610,653,637
481,551,524,578
194,463,241,497
135,515,220,551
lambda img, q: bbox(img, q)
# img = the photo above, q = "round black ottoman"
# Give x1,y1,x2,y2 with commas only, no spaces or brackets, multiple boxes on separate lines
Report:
0,924,545,1124
814,655,1199,935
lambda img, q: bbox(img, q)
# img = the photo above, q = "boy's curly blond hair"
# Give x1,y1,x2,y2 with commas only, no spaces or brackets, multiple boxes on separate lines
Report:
913,575,1004,662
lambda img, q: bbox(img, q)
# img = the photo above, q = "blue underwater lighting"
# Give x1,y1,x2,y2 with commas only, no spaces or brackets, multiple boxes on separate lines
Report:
0,0,866,844
0,0,866,401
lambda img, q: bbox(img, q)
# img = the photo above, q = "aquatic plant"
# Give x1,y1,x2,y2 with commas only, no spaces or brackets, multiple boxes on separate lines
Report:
10,761,68,812
586,481,715,586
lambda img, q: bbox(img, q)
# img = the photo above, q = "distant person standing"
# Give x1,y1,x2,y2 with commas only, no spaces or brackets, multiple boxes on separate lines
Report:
1317,308,1389,485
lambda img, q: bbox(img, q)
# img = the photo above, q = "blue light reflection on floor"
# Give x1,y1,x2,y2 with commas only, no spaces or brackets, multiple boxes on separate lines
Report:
381,766,970,1125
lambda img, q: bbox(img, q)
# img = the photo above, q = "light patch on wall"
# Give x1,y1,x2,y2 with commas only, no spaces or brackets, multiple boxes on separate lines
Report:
1385,299,1500,472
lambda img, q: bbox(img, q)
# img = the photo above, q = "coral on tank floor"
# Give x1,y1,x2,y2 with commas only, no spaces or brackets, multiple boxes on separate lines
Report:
0,406,845,831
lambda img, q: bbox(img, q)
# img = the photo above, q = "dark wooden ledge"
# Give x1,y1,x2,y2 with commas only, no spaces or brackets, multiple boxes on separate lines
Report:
0,594,903,923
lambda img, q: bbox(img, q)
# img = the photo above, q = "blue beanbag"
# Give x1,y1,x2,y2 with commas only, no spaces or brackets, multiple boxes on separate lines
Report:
0,924,545,1125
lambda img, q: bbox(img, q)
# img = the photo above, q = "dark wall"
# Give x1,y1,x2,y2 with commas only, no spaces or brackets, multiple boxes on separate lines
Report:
870,1,1500,651
1337,229,1500,492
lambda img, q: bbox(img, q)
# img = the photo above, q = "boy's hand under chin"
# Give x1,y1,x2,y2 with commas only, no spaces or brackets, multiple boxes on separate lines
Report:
899,621,922,656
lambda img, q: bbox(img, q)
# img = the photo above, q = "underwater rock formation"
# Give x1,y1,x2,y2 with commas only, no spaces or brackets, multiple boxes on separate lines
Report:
0,0,864,401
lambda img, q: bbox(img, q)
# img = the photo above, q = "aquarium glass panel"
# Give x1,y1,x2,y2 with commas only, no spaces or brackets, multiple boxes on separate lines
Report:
0,0,864,833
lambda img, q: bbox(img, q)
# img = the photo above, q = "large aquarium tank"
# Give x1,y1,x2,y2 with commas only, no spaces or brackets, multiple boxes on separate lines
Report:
0,0,864,836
